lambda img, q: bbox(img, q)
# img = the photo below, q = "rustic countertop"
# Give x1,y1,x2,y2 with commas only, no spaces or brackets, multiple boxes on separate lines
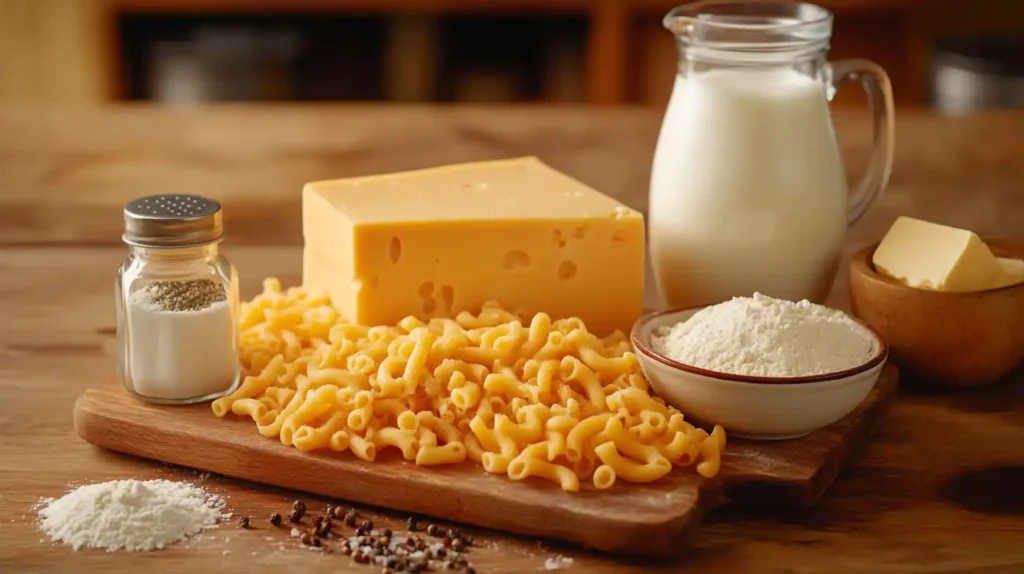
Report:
1,106,1022,573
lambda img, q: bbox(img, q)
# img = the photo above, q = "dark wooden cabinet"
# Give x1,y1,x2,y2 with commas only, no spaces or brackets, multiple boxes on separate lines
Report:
0,0,941,106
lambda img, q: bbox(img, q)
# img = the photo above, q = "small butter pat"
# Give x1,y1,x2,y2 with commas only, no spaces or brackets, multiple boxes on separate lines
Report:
872,216,1000,292
992,257,1024,289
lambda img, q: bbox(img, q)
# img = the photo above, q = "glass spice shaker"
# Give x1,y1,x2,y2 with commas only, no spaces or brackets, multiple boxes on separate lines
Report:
115,194,241,404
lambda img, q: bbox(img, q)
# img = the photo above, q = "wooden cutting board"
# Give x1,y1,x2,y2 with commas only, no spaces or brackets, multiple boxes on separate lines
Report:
74,365,898,557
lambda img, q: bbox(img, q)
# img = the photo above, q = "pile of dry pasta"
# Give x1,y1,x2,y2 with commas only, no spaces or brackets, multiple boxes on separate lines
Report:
212,278,726,491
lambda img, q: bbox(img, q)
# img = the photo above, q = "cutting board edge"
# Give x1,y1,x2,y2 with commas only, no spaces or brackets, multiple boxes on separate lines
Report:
719,366,898,509
71,365,898,557
72,390,708,558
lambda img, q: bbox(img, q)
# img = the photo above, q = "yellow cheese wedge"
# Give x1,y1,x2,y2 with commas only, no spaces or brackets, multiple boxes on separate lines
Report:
302,157,645,335
992,257,1024,289
872,216,1001,292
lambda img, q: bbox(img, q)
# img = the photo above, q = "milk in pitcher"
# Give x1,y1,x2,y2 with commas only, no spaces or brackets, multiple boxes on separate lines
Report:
650,68,848,307
649,2,894,309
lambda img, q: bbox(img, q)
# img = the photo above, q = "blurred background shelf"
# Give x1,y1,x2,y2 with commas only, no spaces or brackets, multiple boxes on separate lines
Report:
0,0,1021,109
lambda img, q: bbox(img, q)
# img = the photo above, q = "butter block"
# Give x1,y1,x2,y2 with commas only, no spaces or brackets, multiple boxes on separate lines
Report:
302,157,645,335
992,257,1024,289
872,216,1001,292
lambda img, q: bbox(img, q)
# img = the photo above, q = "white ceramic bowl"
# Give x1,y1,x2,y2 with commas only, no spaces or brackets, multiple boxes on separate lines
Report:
630,306,888,440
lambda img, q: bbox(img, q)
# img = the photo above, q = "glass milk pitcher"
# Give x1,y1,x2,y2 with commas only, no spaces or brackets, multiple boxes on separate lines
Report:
649,1,894,309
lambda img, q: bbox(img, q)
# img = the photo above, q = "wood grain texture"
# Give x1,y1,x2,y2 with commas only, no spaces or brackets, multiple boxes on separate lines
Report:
71,367,897,557
2,246,1023,573
849,240,1024,389
2,107,1024,573
0,0,113,103
3,106,1024,248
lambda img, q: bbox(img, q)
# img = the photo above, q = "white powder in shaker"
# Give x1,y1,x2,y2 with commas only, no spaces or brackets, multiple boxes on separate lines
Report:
651,293,877,377
127,279,237,400
38,479,229,551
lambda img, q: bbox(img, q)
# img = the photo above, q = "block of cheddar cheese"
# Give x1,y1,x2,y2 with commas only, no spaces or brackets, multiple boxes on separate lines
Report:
302,157,645,335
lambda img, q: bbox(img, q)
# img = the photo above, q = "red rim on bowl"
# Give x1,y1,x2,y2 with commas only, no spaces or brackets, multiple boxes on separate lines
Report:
630,305,889,385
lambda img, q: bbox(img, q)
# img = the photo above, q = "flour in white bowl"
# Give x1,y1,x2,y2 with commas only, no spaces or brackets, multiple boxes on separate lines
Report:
651,293,878,377
37,479,229,552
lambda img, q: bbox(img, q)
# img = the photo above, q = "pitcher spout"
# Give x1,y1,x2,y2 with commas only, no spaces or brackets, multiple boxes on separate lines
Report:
663,4,699,39
660,1,833,57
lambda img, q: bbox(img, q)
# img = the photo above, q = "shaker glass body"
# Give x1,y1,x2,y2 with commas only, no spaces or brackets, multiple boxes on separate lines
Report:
115,244,241,404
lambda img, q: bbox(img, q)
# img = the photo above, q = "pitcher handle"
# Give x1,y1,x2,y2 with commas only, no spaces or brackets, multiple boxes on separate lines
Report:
827,59,895,225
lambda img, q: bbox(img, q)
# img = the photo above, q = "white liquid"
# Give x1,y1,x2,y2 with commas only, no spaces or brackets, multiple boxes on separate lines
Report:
649,68,849,308
127,299,238,401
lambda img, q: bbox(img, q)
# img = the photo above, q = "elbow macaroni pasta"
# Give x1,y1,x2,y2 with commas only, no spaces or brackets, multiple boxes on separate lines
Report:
213,278,726,491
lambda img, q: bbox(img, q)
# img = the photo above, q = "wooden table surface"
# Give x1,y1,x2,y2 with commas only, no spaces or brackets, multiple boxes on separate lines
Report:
1,106,1022,574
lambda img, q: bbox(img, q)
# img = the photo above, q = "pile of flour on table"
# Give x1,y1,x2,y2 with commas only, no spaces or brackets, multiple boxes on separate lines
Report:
651,292,878,377
37,479,229,551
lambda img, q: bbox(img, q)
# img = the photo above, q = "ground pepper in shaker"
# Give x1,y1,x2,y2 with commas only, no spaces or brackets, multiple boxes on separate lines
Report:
115,194,241,404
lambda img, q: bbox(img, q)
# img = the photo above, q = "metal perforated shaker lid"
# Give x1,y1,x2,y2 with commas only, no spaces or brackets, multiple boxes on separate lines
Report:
122,194,224,248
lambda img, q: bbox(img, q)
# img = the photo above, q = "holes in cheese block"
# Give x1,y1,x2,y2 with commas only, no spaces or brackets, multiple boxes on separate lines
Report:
552,229,567,248
422,297,437,315
418,281,437,316
502,250,532,271
611,229,630,245
439,284,455,314
557,260,578,281
574,225,588,239
388,236,402,264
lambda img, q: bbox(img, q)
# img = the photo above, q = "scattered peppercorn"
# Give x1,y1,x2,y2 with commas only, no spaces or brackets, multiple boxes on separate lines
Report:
406,517,418,531
325,505,336,519
345,510,359,527
452,538,465,552
443,536,452,547
293,500,306,512
362,519,374,531
238,516,250,529
288,509,303,523
382,528,393,538
269,512,282,526
299,532,312,546
311,515,324,528
311,536,322,548
356,527,367,537
463,568,476,574
316,518,332,538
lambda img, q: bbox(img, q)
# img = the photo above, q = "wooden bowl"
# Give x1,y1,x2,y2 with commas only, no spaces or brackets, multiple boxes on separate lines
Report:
848,239,1024,388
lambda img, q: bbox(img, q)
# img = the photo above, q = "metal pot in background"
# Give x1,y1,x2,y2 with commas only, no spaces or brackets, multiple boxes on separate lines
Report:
932,37,1024,114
